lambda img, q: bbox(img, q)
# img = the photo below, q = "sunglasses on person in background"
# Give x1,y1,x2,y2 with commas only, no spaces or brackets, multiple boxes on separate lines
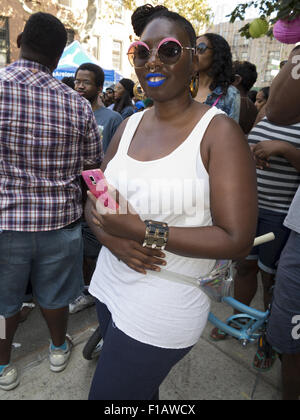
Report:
127,37,195,68
196,42,213,54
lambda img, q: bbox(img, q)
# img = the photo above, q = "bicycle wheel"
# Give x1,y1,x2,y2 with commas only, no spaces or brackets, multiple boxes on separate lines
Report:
83,326,103,360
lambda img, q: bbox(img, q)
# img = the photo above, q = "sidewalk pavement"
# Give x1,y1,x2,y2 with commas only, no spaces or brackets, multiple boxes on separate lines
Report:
0,283,281,401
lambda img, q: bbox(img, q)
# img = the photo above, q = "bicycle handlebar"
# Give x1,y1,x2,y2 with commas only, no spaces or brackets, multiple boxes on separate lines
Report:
253,232,275,247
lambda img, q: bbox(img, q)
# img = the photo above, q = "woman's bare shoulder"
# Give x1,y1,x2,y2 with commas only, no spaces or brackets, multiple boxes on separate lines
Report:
206,112,245,144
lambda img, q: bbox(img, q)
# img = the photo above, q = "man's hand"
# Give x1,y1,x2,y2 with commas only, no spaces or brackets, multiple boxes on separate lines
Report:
250,144,269,169
251,141,288,169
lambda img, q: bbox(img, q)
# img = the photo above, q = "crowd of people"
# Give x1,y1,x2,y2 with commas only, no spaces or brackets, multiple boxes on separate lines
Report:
0,4,299,401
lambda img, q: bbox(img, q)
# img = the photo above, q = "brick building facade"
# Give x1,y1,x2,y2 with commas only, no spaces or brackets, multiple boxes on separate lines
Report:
0,0,78,67
210,20,296,88
0,0,134,79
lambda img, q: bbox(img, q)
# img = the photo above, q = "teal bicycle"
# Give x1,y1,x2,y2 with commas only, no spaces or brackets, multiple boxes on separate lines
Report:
208,297,270,348
205,233,275,348
165,232,275,348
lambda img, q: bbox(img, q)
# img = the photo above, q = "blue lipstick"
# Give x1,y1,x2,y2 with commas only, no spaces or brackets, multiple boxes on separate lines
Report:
146,73,167,87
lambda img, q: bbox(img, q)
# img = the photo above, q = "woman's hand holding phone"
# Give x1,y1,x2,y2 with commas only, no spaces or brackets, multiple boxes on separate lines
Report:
85,186,167,274
81,169,119,210
87,189,145,243
82,168,144,241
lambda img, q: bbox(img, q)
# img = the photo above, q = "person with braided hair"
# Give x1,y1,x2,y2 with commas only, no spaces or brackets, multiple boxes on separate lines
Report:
85,4,257,400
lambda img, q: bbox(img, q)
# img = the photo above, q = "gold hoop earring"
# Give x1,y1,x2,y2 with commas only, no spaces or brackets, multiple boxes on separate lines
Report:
133,82,146,101
189,74,199,98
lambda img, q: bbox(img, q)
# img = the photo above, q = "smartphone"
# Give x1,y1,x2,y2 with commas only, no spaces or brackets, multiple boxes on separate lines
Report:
81,169,119,210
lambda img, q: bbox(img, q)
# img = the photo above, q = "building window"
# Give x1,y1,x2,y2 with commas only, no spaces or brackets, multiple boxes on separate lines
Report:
241,51,248,61
268,51,280,64
58,0,72,7
113,0,123,20
264,70,273,83
66,29,75,45
0,17,9,67
269,50,280,61
93,36,101,61
112,40,122,71
233,33,241,46
242,37,250,47
267,50,280,68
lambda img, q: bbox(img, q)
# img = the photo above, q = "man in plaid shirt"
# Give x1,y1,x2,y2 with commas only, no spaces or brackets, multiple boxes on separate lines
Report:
0,13,102,391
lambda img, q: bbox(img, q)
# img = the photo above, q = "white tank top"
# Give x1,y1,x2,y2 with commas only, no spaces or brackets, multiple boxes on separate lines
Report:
89,106,224,348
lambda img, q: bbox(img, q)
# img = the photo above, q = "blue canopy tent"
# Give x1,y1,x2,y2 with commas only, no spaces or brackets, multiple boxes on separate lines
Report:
53,41,122,89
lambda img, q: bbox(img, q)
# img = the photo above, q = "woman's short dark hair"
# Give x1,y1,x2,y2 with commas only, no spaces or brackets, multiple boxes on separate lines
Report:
233,60,258,93
260,86,270,101
199,33,233,94
21,12,67,60
248,90,257,103
75,63,105,88
131,4,196,48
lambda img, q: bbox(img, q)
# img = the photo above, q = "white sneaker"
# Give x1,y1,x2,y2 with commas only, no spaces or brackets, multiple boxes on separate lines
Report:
69,293,95,314
0,365,20,391
49,336,73,373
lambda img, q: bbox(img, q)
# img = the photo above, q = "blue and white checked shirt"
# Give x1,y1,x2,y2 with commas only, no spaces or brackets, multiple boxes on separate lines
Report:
0,59,102,231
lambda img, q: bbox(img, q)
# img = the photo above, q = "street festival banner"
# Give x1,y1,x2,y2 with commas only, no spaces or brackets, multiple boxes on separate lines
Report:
53,41,122,89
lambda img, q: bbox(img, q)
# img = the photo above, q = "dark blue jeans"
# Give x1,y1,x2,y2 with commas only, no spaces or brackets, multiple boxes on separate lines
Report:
267,231,300,354
247,208,290,274
0,224,83,317
88,300,193,400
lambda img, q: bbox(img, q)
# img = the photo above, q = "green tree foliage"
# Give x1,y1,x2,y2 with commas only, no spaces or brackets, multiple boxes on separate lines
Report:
157,0,211,34
123,0,212,35
229,0,300,39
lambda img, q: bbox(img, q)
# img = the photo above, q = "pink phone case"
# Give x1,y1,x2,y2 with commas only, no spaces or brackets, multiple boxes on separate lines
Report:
81,169,119,210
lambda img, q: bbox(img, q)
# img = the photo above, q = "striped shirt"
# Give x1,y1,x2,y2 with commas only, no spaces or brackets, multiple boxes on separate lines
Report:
248,118,300,214
0,59,102,231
